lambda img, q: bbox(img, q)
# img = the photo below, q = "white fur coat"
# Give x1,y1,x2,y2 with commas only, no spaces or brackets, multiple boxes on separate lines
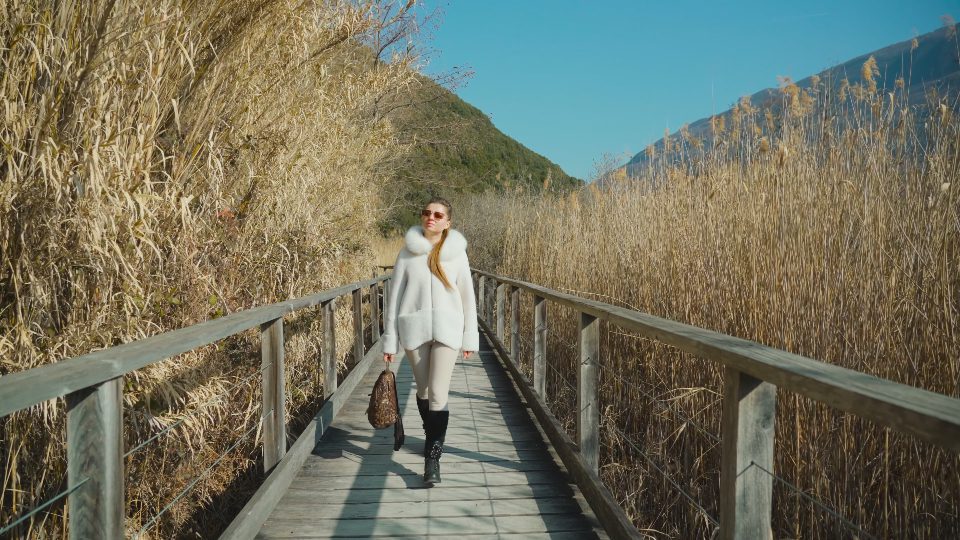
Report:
381,225,479,355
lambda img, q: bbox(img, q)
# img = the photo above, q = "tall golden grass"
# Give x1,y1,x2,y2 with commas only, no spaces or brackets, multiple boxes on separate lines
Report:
2,0,422,537
456,56,960,537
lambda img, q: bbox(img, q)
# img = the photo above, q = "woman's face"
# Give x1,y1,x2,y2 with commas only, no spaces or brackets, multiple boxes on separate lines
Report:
421,203,450,234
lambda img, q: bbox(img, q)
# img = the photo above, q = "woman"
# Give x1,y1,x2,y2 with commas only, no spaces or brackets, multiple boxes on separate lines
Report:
382,197,479,487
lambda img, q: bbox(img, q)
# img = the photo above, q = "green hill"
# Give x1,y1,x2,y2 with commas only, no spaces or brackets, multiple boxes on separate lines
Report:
382,76,582,228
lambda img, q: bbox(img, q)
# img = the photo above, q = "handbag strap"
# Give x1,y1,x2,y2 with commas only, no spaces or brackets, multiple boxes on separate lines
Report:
391,369,404,450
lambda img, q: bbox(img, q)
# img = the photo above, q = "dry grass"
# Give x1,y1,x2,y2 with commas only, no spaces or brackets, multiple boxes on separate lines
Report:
457,57,960,537
1,0,423,537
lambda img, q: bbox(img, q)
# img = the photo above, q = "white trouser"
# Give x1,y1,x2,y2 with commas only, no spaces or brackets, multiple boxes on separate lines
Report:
404,340,459,411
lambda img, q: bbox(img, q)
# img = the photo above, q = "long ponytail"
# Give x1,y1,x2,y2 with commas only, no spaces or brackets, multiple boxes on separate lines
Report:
426,198,454,290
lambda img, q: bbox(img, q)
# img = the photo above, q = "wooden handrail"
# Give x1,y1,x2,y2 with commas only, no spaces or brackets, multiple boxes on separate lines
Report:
472,268,960,540
0,275,389,417
471,269,960,451
0,273,391,539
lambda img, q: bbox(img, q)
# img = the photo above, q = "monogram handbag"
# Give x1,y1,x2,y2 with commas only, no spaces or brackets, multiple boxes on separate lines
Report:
367,368,405,450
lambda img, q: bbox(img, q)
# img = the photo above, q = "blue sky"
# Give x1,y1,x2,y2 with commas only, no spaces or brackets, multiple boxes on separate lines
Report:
416,1,958,180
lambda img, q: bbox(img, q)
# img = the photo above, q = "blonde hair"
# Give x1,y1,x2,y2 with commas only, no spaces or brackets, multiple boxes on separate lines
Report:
425,197,454,290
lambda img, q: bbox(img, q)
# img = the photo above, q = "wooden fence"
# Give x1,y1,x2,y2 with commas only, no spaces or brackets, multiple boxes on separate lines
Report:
473,269,960,539
0,274,390,539
4,264,959,539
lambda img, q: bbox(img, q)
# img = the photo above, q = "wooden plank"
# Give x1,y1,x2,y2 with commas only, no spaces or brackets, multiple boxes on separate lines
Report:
477,317,643,539
719,367,776,540
511,286,520,364
316,440,548,455
256,532,599,540
322,298,337,399
260,515,501,537
303,448,550,465
0,276,389,417
578,312,600,473
260,318,286,471
283,481,576,503
352,288,364,366
298,458,560,477
471,270,960,452
269,499,495,520
219,339,383,539
268,496,587,521
495,513,601,534
534,294,547,399
66,378,123,540
284,470,566,491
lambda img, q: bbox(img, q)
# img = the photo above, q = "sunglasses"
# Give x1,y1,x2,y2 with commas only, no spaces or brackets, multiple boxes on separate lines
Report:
420,209,447,220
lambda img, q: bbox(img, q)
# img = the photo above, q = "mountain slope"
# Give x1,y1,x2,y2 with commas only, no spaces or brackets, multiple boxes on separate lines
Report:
625,22,960,173
382,76,581,227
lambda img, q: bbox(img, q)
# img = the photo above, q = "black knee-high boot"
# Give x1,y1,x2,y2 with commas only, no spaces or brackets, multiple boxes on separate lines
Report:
416,397,429,434
423,409,449,486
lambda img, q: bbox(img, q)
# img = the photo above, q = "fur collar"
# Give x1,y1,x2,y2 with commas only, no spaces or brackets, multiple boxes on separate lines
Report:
404,225,467,261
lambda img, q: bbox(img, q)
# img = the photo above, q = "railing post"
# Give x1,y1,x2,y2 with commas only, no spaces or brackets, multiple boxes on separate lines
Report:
578,312,599,473
382,277,390,321
487,279,496,326
496,283,506,342
260,317,286,471
322,298,337,399
66,378,123,540
510,286,520,364
352,288,364,365
370,281,380,341
719,367,776,540
478,275,486,323
533,294,547,398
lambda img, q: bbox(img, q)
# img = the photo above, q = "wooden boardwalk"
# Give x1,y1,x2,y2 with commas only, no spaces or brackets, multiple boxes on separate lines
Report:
257,334,608,539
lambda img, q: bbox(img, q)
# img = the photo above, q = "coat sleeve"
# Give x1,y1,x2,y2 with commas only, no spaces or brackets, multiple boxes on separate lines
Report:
456,251,480,352
381,252,407,355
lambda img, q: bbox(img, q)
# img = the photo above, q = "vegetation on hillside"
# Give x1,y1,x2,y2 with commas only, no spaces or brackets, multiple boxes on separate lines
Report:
381,76,582,230
454,51,960,537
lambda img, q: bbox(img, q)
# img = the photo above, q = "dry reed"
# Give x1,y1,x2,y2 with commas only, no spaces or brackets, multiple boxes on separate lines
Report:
456,54,960,538
2,0,423,537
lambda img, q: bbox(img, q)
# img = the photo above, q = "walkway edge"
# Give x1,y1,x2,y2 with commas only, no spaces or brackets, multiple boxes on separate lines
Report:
220,342,385,540
478,318,644,540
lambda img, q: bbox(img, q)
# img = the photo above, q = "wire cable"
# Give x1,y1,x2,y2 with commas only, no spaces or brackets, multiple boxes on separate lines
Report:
746,461,877,539
604,417,720,527
124,364,271,458
134,419,262,537
596,361,721,443
0,478,88,536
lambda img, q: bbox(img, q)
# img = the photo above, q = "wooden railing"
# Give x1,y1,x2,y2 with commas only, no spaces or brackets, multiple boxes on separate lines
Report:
473,269,960,540
0,274,390,539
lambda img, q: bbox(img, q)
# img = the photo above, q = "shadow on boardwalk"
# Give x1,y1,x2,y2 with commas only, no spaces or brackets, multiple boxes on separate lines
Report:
257,334,608,538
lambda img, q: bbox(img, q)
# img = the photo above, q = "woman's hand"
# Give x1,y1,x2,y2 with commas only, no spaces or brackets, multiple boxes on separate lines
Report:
463,350,474,358
384,353,395,363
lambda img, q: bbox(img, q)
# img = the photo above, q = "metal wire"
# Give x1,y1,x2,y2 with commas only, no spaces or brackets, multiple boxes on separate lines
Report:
545,361,577,394
134,419,263,537
124,364,271,458
746,461,877,539
517,326,720,445
603,417,720,527
596,361,721,443
0,478,88,536
484,293,874,538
